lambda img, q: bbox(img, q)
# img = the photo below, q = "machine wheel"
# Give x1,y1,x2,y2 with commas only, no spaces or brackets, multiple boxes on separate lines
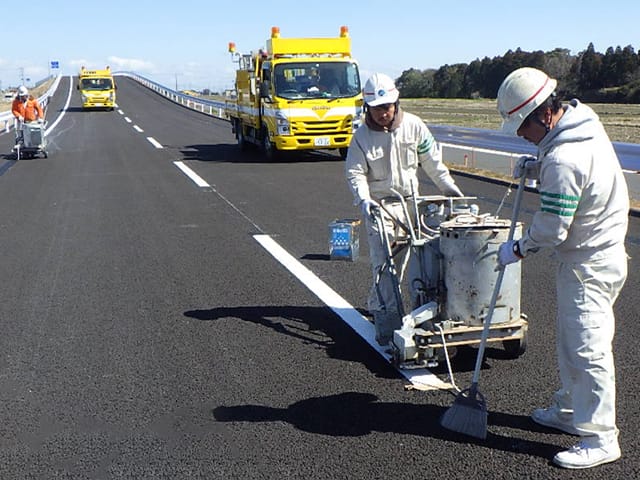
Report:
42,150,48,159
262,127,279,161
503,332,527,358
339,147,348,160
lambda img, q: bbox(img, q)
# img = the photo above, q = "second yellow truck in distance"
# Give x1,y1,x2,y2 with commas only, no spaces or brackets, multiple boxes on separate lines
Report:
225,26,363,160
77,66,116,110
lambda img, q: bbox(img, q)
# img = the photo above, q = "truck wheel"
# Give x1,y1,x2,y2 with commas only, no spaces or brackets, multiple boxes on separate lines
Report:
262,127,279,161
236,120,248,151
339,147,348,160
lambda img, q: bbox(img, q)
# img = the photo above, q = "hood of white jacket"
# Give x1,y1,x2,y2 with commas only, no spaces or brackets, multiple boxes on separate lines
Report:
538,99,605,155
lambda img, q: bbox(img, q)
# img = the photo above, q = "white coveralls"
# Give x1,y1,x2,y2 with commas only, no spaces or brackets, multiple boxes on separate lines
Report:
345,109,462,344
518,100,629,446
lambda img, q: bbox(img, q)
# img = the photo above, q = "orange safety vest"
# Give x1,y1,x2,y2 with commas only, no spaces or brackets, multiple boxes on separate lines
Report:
12,97,44,122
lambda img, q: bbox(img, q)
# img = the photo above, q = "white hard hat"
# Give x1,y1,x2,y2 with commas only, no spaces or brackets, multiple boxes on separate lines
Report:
497,67,557,135
17,85,29,96
363,73,399,106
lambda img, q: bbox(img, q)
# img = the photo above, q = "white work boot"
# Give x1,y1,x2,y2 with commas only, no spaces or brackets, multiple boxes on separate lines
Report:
553,438,621,469
531,405,580,435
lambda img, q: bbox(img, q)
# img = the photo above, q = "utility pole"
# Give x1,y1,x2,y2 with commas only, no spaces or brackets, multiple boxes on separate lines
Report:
19,67,24,84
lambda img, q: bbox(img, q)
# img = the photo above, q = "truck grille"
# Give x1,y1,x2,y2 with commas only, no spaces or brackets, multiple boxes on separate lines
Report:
291,118,352,135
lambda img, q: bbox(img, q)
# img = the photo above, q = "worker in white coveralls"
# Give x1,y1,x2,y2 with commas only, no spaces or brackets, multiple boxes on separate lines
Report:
345,73,463,347
496,67,629,469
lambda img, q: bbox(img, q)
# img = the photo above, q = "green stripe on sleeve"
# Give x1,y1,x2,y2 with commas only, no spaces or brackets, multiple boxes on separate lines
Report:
540,191,579,217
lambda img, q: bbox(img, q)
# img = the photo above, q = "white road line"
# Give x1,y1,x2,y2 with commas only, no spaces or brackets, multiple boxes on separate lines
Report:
146,137,163,149
253,234,453,391
133,125,144,133
124,117,132,123
172,161,450,389
173,161,209,187
44,75,73,135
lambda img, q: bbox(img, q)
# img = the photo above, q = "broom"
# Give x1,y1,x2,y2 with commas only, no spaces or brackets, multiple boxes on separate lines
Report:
440,174,526,439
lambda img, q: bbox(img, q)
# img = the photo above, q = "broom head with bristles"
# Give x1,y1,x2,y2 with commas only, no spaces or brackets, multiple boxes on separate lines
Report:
440,384,488,439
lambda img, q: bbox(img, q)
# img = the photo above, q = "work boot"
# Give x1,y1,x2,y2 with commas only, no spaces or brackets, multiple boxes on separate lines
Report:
531,405,580,435
553,438,621,469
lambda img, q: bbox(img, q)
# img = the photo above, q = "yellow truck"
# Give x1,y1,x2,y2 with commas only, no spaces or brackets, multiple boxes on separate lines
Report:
77,66,116,110
225,26,363,160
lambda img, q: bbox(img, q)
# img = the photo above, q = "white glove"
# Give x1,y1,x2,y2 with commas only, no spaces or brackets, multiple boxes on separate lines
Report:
513,155,541,180
360,199,380,217
498,240,522,266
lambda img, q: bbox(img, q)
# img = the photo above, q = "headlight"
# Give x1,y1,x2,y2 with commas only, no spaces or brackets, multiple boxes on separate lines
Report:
275,114,290,135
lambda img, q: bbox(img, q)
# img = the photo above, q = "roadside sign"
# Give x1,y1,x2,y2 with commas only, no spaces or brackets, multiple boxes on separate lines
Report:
51,61,59,69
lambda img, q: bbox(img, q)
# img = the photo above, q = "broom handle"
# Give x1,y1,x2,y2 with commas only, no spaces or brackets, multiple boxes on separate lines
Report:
470,174,526,387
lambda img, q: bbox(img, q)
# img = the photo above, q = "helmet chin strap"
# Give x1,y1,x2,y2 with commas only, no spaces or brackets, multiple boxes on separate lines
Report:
530,113,550,133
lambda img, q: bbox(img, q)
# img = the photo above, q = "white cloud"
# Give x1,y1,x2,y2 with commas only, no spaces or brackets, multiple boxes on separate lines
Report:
106,56,155,73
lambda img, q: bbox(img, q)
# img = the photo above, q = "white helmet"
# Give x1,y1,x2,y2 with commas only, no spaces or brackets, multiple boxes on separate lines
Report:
363,73,399,106
497,67,557,135
17,85,29,96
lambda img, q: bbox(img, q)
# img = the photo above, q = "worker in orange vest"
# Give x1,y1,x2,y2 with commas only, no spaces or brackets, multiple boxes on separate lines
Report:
12,85,44,123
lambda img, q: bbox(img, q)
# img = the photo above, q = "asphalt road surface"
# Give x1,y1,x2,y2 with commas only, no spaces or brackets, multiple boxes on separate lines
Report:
0,76,639,479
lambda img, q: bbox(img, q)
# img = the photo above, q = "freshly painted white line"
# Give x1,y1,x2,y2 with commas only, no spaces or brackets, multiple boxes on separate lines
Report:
253,234,453,391
44,75,73,135
124,117,132,123
118,109,124,115
173,161,209,187
146,137,163,149
133,125,144,133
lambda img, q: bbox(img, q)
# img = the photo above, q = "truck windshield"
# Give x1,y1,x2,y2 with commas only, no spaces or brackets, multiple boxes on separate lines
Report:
273,62,360,100
80,78,113,91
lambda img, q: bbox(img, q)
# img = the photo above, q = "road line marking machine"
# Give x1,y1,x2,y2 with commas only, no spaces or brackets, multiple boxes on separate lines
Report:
370,190,528,372
12,120,48,160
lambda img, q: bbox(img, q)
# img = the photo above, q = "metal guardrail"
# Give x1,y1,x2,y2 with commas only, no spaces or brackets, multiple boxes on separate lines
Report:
1,76,62,132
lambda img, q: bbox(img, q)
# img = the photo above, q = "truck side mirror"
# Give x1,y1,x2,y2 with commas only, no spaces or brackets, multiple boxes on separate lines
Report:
259,80,271,99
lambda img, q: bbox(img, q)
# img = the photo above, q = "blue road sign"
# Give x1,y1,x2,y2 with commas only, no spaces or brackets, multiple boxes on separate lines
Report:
51,61,59,69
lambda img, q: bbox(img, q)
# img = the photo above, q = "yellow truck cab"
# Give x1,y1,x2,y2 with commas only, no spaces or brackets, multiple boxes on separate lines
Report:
225,26,363,160
77,66,116,110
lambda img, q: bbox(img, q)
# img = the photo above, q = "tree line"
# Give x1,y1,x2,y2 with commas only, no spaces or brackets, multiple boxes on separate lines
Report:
395,43,640,102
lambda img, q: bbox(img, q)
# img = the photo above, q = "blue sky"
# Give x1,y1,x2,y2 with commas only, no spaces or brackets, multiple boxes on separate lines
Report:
2,0,639,93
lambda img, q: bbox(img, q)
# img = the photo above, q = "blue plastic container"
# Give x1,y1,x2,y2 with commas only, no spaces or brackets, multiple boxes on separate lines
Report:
329,219,360,261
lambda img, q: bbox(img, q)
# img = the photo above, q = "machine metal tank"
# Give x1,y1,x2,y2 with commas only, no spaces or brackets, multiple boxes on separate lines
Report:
439,216,523,327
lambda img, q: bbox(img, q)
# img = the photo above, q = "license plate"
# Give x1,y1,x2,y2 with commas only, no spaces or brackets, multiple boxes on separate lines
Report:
314,137,331,146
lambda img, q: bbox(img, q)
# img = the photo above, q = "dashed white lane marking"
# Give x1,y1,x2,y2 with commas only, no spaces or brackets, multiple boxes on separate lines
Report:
173,161,209,187
124,117,132,123
133,125,143,133
253,233,452,391
146,137,163,149
117,109,124,115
